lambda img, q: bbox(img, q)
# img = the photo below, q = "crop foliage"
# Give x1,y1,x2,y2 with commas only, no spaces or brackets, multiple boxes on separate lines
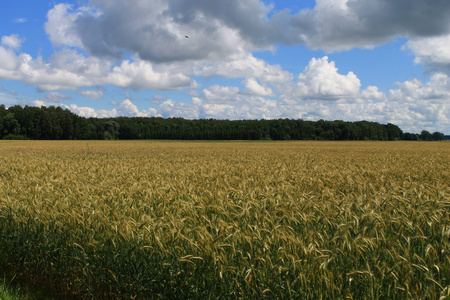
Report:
0,141,449,299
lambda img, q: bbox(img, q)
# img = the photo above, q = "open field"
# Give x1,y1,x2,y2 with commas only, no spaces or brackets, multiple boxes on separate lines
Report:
0,141,449,299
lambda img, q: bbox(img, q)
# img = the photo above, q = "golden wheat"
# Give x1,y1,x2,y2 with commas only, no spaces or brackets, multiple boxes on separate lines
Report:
0,140,449,299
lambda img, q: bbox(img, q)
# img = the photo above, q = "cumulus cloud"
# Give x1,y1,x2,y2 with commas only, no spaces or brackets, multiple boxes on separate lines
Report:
282,56,361,102
405,35,450,75
44,1,260,62
1,34,24,50
387,74,450,132
290,0,450,50
195,53,292,82
43,0,450,62
63,99,158,118
139,84,281,120
0,41,197,91
361,86,386,101
105,59,196,90
0,46,20,73
116,99,140,117
45,4,89,48
390,73,450,102
32,92,71,108
80,90,103,99
40,91,71,103
242,78,275,97
64,103,98,118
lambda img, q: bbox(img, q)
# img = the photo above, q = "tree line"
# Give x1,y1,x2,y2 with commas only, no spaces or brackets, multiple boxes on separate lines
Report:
0,104,445,141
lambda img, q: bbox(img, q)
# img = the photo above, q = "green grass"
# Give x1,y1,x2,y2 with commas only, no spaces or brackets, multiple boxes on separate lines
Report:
0,276,27,300
1,274,57,300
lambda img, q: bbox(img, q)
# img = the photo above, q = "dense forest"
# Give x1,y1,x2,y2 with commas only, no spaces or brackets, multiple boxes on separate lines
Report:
0,104,446,141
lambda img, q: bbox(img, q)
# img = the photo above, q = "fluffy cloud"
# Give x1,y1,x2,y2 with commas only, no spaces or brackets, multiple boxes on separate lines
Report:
390,73,450,102
282,56,361,102
105,59,195,90
64,103,98,118
195,53,291,82
197,84,280,119
63,99,159,118
0,46,20,73
242,78,275,97
0,40,197,91
387,74,450,132
44,0,450,59
290,0,450,50
405,35,450,74
116,99,140,117
1,34,24,50
407,36,450,65
44,1,258,62
40,92,71,103
80,90,104,99
361,86,386,101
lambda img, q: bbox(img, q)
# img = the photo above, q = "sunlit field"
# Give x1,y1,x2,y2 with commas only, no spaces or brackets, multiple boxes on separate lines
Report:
0,141,449,299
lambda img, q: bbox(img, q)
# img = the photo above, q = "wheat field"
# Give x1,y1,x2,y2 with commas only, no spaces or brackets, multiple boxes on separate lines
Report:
0,140,449,299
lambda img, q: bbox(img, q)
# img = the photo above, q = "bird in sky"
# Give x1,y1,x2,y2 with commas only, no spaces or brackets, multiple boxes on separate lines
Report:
185,35,189,38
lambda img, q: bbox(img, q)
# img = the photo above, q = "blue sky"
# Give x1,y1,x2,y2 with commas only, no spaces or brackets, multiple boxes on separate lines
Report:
1,0,450,134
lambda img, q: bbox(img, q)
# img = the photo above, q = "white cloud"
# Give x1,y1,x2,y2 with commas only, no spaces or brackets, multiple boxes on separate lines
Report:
203,85,240,103
0,46,197,91
43,0,450,59
44,0,256,62
173,84,281,119
242,78,275,97
158,99,201,119
106,59,196,90
21,56,92,92
405,34,450,75
0,46,20,72
289,0,450,51
1,34,24,50
195,53,292,82
13,18,27,23
32,92,71,108
63,99,160,118
80,90,103,99
49,48,110,77
391,73,450,101
116,99,140,117
407,35,450,65
282,56,361,102
32,100,48,107
95,109,118,118
65,104,101,118
361,86,386,101
44,4,86,48
40,92,71,103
